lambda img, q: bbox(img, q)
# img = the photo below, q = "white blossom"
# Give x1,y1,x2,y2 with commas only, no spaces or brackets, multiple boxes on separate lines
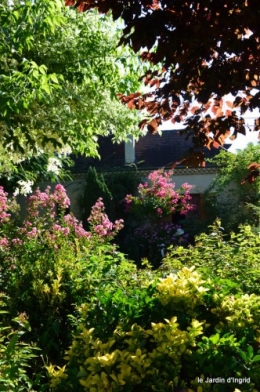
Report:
14,180,34,196
47,157,62,175
57,145,72,156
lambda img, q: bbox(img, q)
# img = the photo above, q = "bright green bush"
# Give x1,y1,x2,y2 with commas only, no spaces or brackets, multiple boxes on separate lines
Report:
48,265,260,392
204,144,260,232
52,317,203,392
162,219,260,295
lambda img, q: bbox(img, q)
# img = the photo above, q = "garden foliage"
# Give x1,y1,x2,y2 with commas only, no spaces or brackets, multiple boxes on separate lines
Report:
81,166,113,227
0,0,144,175
0,185,260,391
204,144,260,232
163,219,260,296
0,293,41,391
48,261,260,392
0,184,124,370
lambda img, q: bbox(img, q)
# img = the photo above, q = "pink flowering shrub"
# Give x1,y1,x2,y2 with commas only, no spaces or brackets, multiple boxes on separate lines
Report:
0,185,123,246
123,171,195,266
0,184,125,366
0,184,124,290
0,187,11,223
0,186,20,226
125,170,194,221
0,184,124,259
88,198,124,240
25,184,70,224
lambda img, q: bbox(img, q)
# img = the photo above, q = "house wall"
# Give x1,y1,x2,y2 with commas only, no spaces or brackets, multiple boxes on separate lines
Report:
170,173,216,193
60,168,217,220
15,168,217,224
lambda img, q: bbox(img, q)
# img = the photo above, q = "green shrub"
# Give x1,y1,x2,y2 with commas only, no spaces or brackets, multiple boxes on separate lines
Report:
162,219,260,295
0,293,42,391
2,183,260,391
48,265,260,392
204,143,260,232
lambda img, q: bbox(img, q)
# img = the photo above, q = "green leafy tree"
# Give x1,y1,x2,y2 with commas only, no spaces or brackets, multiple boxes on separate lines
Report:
205,143,260,231
0,0,144,175
0,154,73,195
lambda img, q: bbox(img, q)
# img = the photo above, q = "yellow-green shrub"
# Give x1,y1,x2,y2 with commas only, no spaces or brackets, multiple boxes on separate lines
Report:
212,294,260,329
48,317,203,392
157,267,208,313
48,266,260,392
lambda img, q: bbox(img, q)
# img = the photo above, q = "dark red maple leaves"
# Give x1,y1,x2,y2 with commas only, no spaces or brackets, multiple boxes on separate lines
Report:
170,151,206,169
66,0,260,167
241,163,260,184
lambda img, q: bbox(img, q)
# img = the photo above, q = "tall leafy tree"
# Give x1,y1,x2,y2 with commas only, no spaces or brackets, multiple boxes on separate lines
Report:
0,0,144,175
66,0,260,167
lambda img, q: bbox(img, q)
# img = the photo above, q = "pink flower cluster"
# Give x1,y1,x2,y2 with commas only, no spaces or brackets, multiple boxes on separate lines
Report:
26,184,70,220
124,170,194,219
11,238,23,246
24,185,90,241
52,184,70,209
62,214,91,239
0,186,124,257
0,187,11,222
88,198,124,239
0,237,9,248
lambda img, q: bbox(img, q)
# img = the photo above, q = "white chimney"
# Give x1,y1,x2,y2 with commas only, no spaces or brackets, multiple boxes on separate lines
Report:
124,135,135,164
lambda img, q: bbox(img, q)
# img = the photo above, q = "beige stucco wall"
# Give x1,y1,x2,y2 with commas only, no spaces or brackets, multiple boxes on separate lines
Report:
63,179,84,219
170,173,216,193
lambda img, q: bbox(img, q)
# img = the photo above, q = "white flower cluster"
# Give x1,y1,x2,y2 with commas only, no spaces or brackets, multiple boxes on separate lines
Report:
14,180,34,196
47,157,62,175
57,145,72,157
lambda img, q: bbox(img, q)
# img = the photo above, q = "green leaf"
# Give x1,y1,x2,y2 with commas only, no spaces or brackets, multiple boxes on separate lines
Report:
39,64,48,74
40,82,51,95
13,10,20,21
5,334,20,355
49,73,59,84
252,355,260,363
247,345,254,360
239,351,247,362
210,333,220,345
77,369,88,378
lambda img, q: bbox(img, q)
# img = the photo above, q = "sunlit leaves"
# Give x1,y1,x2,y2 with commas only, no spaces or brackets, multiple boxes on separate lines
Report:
0,0,144,173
